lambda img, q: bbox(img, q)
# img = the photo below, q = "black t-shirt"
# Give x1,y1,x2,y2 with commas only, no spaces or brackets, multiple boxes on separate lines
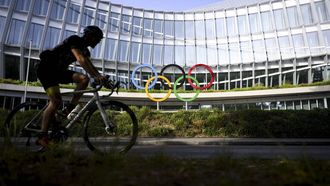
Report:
39,35,90,71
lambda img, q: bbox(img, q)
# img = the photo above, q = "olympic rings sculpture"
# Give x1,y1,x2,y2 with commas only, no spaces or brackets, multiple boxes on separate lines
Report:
131,63,215,102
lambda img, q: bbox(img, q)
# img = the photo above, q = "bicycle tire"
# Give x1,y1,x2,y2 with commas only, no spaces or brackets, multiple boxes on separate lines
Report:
3,101,45,151
83,100,138,154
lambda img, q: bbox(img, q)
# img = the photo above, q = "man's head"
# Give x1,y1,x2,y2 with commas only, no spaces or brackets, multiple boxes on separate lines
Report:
83,26,104,48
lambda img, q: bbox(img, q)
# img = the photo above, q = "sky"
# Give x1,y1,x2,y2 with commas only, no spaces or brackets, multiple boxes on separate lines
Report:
109,0,223,12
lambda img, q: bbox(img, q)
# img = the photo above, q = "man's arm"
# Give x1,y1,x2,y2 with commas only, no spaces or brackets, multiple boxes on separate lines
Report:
71,48,105,82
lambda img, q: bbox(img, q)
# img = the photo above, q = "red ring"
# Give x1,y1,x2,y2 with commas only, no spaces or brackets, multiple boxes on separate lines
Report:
187,64,215,90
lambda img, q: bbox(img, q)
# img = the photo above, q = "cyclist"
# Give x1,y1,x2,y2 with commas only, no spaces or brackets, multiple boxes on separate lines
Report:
36,25,107,147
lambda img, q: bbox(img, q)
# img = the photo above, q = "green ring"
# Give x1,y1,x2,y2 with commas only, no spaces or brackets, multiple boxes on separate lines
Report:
173,75,200,102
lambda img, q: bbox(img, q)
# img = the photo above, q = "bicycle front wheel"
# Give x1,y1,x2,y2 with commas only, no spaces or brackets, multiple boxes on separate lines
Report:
3,102,45,151
83,100,138,154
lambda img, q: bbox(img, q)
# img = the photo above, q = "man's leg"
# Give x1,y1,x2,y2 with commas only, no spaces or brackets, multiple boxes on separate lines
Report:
70,72,90,105
37,86,62,146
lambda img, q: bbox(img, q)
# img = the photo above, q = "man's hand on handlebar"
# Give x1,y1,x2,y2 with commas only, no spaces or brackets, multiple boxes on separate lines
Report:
95,75,108,86
94,75,117,90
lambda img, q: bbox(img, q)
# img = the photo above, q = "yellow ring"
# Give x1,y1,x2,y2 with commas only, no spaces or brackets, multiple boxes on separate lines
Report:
145,76,172,102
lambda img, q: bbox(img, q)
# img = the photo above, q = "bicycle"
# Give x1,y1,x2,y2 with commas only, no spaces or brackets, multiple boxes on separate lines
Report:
3,79,138,154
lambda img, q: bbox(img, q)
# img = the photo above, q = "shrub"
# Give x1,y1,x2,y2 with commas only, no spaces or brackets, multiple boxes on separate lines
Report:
2,106,330,138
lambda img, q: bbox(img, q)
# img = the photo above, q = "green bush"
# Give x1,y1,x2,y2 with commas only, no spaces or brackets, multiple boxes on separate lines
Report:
2,107,330,138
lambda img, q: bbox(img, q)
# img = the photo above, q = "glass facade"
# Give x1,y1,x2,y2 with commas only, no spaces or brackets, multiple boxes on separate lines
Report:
26,23,44,48
0,0,329,92
6,19,25,45
33,0,49,17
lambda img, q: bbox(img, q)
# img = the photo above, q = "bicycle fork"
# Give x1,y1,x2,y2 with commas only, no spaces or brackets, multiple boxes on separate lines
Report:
95,100,116,135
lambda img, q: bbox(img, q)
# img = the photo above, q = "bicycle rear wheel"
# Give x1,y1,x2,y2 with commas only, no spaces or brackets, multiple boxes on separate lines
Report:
3,102,45,151
83,100,138,154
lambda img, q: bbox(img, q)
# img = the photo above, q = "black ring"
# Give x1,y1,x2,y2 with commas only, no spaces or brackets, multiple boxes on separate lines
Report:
160,64,186,90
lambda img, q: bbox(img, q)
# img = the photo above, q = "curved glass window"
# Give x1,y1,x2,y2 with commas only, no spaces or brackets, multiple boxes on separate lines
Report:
66,2,80,24
274,9,286,30
144,18,153,37
96,10,107,30
0,0,10,7
278,36,293,59
265,38,279,61
229,43,240,64
300,4,314,25
175,20,184,39
216,18,226,37
249,13,261,34
64,30,76,39
185,21,195,40
109,13,120,33
240,41,253,63
15,0,30,12
154,19,164,38
261,11,273,32
218,43,229,65
165,20,174,39
287,6,300,28
130,42,141,63
118,40,129,62
324,30,330,46
142,43,152,64
315,0,330,22
238,15,248,35
206,19,216,39
307,32,320,55
253,39,266,62
292,34,307,57
164,45,173,64
132,17,142,36
226,17,237,37
153,44,163,65
82,8,94,26
196,20,206,39
207,44,217,65
51,0,66,20
7,19,25,45
186,45,196,65
44,26,60,49
26,23,44,48
323,30,330,53
105,38,117,61
197,45,207,64
91,40,104,59
175,45,184,65
33,0,49,16
121,15,131,34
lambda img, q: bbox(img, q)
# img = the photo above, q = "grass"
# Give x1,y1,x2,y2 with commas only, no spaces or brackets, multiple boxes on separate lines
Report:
1,108,330,138
0,147,330,186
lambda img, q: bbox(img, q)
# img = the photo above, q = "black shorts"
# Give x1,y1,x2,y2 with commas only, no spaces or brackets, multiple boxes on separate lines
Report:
36,62,75,90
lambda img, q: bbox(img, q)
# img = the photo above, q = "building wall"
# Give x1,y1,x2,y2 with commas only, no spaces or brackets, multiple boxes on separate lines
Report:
0,0,330,90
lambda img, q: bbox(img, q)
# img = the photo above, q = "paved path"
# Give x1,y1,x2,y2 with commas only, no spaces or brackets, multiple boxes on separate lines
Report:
2,138,330,159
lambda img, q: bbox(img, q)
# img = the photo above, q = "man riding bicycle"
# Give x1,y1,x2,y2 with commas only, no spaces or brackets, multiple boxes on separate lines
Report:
36,25,107,147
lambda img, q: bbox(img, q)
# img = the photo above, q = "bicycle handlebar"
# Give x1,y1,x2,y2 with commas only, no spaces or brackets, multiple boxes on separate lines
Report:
90,75,121,97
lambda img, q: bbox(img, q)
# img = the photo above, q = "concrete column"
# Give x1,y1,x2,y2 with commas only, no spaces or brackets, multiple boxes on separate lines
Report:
324,97,328,109
308,57,313,83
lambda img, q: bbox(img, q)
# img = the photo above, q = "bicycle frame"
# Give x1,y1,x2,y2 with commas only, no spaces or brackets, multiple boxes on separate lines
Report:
23,84,116,134
63,87,113,132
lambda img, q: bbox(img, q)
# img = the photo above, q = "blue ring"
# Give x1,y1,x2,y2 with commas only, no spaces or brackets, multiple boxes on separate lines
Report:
131,64,158,89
